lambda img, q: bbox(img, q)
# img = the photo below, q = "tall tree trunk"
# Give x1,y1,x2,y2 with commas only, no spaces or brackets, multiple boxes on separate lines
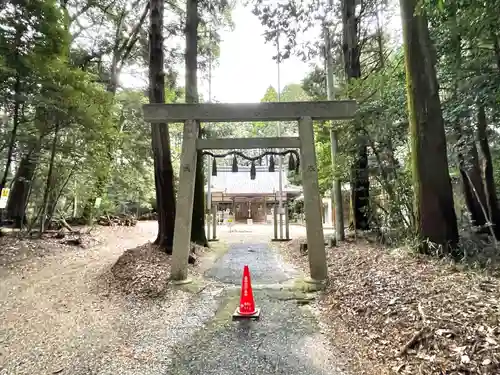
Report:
458,129,488,228
399,0,458,252
46,164,77,225
6,143,40,228
1,19,23,193
5,100,51,228
375,2,385,71
450,28,488,228
342,0,370,230
39,122,60,233
73,180,78,218
82,4,150,222
149,0,176,251
476,104,500,239
185,0,207,246
491,32,500,72
46,172,60,226
1,74,21,192
82,10,123,222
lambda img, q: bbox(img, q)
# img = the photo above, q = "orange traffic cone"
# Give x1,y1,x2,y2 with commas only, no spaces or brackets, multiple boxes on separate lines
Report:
232,265,260,320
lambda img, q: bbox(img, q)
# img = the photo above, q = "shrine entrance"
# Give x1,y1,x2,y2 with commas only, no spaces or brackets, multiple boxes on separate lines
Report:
143,100,356,289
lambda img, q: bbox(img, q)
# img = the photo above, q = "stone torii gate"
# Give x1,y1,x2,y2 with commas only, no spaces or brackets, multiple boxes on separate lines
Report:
143,100,357,289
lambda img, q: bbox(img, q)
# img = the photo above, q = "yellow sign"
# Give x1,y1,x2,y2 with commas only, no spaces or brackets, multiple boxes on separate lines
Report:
0,188,9,209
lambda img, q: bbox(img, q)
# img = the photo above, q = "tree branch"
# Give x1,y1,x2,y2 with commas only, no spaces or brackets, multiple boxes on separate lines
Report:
117,2,150,71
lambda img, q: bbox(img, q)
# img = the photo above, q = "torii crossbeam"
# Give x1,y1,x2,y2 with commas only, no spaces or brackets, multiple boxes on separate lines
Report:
143,100,357,290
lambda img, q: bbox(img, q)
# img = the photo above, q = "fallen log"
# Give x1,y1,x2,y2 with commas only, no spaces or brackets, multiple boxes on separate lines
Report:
138,212,158,221
58,217,73,232
97,214,137,227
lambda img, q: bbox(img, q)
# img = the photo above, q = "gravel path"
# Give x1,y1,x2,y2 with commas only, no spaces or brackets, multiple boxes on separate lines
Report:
0,222,163,375
170,225,350,375
0,223,348,375
205,242,299,284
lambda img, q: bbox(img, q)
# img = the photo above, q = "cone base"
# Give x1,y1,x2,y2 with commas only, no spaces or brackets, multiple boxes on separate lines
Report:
271,238,291,242
232,307,261,321
208,238,219,242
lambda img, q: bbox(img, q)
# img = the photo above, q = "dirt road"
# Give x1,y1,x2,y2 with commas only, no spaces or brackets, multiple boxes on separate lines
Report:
0,222,159,374
0,222,348,375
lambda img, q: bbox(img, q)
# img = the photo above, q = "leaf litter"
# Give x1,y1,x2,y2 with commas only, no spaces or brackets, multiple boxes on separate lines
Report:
0,229,101,270
106,243,172,298
0,222,214,374
281,236,500,375
103,242,208,299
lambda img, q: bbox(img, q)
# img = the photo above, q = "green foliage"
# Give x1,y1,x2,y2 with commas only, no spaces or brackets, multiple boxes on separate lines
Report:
300,40,414,237
0,0,230,227
4,0,500,264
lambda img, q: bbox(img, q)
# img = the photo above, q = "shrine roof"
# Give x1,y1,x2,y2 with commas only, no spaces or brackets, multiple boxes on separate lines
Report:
204,166,302,195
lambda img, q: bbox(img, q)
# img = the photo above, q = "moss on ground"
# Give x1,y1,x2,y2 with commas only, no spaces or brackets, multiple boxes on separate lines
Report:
174,277,208,293
172,241,231,294
293,278,323,293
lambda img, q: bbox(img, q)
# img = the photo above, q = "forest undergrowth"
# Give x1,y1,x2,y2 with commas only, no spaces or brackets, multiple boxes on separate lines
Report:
281,233,500,375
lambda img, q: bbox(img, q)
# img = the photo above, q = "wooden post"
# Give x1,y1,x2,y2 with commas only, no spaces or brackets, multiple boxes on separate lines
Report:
212,203,217,240
171,120,199,282
285,198,290,240
262,195,267,224
273,201,278,240
298,116,328,286
206,209,211,241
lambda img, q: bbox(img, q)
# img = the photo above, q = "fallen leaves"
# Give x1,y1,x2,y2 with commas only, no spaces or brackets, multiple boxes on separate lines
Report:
108,243,172,298
281,236,500,375
105,242,208,299
0,230,100,269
